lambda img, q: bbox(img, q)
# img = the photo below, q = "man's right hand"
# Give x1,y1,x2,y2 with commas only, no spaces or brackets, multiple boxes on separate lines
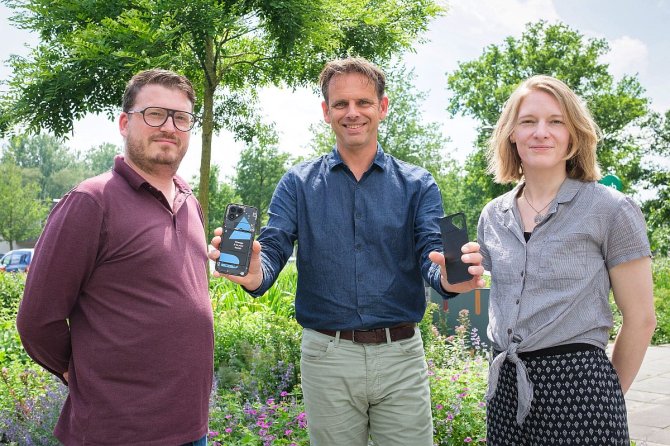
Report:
208,227,264,291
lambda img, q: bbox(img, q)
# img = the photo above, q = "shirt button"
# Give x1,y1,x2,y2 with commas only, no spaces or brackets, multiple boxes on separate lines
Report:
355,213,362,219
516,299,520,304
520,271,524,277
507,328,512,335
355,244,361,251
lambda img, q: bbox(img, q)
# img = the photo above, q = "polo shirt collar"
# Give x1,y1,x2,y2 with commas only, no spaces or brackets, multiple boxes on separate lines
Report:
113,155,192,194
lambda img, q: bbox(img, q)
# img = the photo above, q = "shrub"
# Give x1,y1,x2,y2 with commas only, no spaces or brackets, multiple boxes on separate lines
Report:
652,257,670,344
209,386,309,446
213,314,301,403
0,363,65,445
0,274,31,366
427,308,488,444
0,273,25,315
608,257,670,346
212,267,302,402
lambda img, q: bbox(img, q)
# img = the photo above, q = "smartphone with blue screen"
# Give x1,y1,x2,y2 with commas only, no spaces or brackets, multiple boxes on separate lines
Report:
215,204,258,276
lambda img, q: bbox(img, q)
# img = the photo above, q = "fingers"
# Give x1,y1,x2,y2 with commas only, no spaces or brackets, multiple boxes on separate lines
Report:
207,238,221,261
428,251,445,266
461,242,482,266
461,241,480,253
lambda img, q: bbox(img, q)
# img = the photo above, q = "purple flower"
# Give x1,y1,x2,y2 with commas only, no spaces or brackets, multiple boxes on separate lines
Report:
464,437,473,443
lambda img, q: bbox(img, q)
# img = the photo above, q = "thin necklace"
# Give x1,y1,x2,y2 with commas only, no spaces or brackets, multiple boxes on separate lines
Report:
522,190,554,224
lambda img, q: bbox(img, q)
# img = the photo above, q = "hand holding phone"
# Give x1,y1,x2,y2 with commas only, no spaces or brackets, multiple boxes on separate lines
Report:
438,212,473,285
215,204,258,276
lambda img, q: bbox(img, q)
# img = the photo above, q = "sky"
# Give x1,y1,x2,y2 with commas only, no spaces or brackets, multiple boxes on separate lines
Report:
1,0,669,182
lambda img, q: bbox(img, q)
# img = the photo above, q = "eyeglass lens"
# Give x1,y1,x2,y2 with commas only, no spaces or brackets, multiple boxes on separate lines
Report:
142,107,194,131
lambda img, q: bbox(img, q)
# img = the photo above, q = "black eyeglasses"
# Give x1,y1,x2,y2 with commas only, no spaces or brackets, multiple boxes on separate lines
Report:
127,107,196,132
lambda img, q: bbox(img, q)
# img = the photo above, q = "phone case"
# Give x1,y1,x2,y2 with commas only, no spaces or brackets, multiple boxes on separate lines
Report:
215,204,258,276
438,212,473,285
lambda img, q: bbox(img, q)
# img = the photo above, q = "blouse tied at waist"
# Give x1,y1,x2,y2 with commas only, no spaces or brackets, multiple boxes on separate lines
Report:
486,336,534,426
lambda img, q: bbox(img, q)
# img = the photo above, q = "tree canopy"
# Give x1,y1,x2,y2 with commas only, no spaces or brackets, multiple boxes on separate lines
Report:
1,0,443,234
1,134,119,201
444,21,654,234
234,125,292,232
0,161,48,249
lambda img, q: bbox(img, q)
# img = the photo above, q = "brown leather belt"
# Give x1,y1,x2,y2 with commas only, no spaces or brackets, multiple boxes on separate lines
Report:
315,323,416,344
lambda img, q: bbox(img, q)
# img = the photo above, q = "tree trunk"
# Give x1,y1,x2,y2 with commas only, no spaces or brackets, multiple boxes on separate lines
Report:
198,36,216,241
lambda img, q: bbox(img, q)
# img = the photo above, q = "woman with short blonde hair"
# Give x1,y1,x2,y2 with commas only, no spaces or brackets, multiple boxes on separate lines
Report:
478,74,655,445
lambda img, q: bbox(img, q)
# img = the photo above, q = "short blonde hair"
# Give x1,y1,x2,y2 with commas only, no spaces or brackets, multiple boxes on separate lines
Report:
487,75,601,183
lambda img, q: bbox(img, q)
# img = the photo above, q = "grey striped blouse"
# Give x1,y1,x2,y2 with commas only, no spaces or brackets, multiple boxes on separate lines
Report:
477,177,651,425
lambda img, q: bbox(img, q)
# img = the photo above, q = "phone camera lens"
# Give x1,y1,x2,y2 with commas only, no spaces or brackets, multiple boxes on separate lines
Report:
228,206,240,220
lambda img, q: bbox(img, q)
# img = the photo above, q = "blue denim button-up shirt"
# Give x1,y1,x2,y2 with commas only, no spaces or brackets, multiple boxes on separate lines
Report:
250,146,448,330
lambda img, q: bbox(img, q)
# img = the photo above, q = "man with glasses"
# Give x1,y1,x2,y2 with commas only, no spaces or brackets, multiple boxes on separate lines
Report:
17,69,212,446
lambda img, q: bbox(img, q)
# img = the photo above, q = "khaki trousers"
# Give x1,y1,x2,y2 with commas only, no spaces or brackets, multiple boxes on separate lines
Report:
300,327,433,446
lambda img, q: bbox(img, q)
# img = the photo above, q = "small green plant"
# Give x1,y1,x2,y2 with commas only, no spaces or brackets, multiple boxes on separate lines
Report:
652,257,670,344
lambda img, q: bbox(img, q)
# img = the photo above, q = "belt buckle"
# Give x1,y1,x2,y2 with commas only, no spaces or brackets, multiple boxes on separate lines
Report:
351,328,373,344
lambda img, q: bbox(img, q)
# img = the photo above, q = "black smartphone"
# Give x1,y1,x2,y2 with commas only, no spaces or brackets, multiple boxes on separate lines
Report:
438,212,473,285
215,203,258,276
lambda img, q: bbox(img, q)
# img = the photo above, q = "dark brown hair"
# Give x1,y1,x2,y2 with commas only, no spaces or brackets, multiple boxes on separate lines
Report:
122,69,195,112
318,57,386,103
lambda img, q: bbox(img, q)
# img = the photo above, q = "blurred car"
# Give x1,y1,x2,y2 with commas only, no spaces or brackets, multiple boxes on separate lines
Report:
0,248,35,273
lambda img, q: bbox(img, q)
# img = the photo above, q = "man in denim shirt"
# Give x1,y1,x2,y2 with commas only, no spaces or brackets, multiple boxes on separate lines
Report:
211,57,485,446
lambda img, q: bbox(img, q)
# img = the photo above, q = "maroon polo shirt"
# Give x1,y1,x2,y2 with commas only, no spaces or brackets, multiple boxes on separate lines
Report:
17,156,213,445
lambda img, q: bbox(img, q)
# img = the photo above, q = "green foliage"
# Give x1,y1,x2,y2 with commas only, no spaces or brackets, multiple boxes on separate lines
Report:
1,133,121,210
209,390,309,445
192,164,241,237
0,273,31,366
234,125,293,232
642,110,670,255
377,64,450,179
608,257,670,346
1,0,444,247
444,21,653,231
652,257,670,345
2,133,85,201
0,364,65,445
425,307,488,444
0,162,49,249
211,266,301,401
82,142,120,176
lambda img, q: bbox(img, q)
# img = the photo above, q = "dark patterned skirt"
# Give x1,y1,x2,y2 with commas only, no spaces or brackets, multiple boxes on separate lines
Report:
487,347,629,445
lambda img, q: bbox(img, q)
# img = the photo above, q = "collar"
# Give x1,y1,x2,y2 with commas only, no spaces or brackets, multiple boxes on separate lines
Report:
499,177,584,213
113,155,191,194
325,143,387,171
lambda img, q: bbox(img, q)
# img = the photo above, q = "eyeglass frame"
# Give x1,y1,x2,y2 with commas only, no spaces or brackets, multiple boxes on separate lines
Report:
126,106,197,132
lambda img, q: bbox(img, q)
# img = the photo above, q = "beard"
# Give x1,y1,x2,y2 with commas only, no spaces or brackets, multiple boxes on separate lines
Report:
125,131,187,176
